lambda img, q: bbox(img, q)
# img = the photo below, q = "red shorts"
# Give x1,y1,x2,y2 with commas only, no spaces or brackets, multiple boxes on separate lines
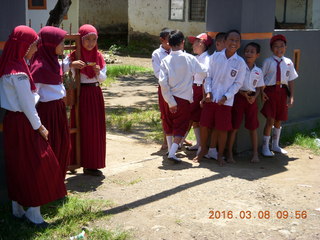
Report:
261,86,288,121
232,93,259,130
162,96,191,137
200,102,232,131
158,85,168,120
190,84,203,122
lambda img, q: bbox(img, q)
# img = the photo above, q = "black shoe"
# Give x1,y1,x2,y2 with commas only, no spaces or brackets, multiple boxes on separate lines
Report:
83,168,103,176
168,156,182,164
24,216,49,229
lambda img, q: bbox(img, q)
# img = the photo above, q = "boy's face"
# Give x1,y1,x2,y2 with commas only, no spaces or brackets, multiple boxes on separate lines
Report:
160,36,171,51
271,40,286,58
244,45,259,65
225,32,241,55
192,39,206,55
215,40,225,52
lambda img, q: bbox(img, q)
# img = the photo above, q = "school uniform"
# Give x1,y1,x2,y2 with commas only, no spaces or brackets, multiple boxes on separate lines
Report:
152,45,170,119
261,55,298,121
201,49,246,131
190,51,210,122
0,74,66,207
159,50,207,137
232,65,264,130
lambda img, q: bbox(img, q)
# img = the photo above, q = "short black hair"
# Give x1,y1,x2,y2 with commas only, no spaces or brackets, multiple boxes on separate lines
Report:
224,29,241,40
244,42,261,54
215,32,226,42
160,28,171,39
169,30,185,47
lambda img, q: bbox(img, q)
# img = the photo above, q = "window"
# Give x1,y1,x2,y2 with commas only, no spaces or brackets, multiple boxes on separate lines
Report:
169,0,185,21
28,0,47,10
275,0,308,28
189,0,206,22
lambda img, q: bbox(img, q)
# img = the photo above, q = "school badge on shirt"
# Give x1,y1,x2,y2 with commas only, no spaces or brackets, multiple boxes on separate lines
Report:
231,69,237,77
253,79,257,86
286,71,290,77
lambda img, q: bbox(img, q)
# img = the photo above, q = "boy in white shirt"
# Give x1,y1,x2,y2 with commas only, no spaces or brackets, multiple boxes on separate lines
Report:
159,30,207,163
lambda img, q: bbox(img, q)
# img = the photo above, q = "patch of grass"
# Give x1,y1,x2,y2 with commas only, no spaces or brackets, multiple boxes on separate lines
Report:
108,177,142,186
103,65,153,87
282,125,320,154
0,196,130,240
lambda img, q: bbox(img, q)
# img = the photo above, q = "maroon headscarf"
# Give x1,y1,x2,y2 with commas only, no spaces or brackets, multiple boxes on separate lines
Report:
30,26,67,85
70,24,105,79
0,25,39,91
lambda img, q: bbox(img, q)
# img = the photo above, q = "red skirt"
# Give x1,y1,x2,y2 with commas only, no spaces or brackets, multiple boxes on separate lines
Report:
37,99,71,178
78,85,106,169
3,111,66,207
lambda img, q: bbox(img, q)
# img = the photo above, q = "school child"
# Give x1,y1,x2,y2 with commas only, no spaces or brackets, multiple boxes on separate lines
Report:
193,30,246,166
65,24,107,176
159,30,207,163
0,25,66,227
30,26,70,179
185,33,213,151
227,42,264,163
204,32,226,159
152,28,171,150
261,34,298,156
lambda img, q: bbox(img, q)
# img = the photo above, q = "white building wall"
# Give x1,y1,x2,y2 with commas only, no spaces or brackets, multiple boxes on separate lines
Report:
26,0,79,34
128,0,205,38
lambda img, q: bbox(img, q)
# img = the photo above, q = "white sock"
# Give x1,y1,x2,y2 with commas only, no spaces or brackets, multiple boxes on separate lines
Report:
194,127,200,146
196,146,201,156
209,147,217,154
166,136,173,151
272,127,281,147
25,206,44,224
12,201,25,218
168,143,179,158
263,135,271,148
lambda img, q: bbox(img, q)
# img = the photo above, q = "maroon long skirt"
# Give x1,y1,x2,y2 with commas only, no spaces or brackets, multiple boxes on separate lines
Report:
3,111,66,207
75,85,106,169
37,99,71,179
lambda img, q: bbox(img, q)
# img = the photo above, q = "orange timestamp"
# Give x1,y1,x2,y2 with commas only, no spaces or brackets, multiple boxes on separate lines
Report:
209,210,308,220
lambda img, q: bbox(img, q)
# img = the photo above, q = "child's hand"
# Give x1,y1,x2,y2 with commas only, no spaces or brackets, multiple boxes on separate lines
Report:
247,96,256,104
261,91,269,102
93,65,100,76
287,96,294,108
38,125,49,141
218,95,227,105
200,98,205,108
169,105,177,114
205,93,212,102
71,60,86,69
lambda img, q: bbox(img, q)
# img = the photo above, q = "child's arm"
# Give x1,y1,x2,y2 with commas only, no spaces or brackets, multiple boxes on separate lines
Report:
152,52,161,79
94,65,107,82
287,80,294,107
158,62,177,111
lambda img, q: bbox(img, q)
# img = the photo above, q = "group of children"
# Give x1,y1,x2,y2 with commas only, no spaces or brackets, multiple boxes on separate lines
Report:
0,24,106,227
152,28,298,166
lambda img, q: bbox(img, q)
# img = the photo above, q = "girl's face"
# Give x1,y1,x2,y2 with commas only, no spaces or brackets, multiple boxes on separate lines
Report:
25,41,38,60
271,40,286,58
55,40,65,55
82,34,97,51
192,39,206,55
225,32,241,55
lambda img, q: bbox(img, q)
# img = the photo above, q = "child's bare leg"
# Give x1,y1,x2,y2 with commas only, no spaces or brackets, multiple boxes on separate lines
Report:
263,117,274,136
160,119,168,150
193,126,208,162
180,121,193,146
250,129,260,163
227,129,237,163
168,136,183,162
217,130,227,166
262,117,275,157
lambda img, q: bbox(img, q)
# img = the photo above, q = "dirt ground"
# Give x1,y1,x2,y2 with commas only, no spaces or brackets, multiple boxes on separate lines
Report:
66,57,320,240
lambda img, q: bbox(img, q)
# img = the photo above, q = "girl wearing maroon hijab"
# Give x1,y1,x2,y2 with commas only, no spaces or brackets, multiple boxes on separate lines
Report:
30,26,70,179
0,25,66,227
65,24,106,176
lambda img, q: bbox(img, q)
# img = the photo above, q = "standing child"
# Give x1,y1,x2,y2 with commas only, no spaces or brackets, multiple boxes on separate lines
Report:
185,33,212,151
30,26,70,179
261,34,298,156
66,24,107,176
152,28,171,150
194,30,246,166
0,26,66,227
159,30,207,163
227,42,264,163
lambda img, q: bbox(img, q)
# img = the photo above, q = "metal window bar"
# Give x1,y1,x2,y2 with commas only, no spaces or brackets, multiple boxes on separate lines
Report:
189,0,206,21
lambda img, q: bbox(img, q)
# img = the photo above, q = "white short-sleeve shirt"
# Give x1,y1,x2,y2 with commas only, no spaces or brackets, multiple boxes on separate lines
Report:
240,65,264,92
152,45,170,79
194,51,210,85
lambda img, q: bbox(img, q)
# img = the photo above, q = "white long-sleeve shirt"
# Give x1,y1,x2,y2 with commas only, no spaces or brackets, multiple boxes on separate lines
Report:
0,73,41,130
262,55,298,86
152,45,170,79
240,65,264,92
159,50,208,107
204,49,246,106
63,56,107,83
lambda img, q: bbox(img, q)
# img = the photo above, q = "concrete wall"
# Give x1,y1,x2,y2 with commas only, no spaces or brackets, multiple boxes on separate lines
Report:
0,0,27,204
79,0,128,34
128,0,205,39
26,0,79,33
